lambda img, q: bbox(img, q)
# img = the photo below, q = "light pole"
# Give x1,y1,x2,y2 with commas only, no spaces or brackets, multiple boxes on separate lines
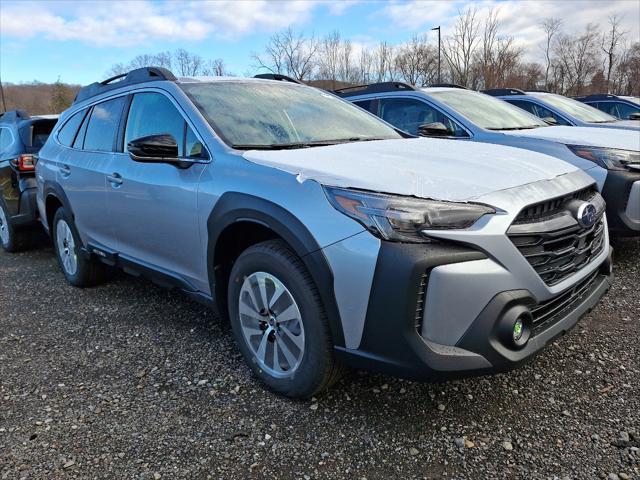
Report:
431,26,441,84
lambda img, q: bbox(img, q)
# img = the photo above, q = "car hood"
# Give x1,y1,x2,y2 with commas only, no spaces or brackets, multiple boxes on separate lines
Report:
500,126,640,151
611,120,640,129
242,138,577,202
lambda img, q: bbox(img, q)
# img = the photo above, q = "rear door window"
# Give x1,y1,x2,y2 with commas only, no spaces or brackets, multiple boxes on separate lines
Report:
84,97,126,152
57,110,86,147
379,97,468,137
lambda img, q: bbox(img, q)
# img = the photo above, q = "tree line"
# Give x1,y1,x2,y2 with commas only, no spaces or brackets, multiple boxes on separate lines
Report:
251,9,638,96
2,8,638,115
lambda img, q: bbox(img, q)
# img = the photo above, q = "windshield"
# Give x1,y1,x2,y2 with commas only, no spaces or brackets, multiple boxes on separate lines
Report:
429,89,547,130
180,81,401,148
530,93,617,123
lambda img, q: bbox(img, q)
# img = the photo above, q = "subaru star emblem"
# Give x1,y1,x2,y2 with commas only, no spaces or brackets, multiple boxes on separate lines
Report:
576,202,597,228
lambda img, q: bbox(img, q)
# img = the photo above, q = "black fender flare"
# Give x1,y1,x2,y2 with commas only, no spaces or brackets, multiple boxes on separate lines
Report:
207,192,346,347
42,181,74,231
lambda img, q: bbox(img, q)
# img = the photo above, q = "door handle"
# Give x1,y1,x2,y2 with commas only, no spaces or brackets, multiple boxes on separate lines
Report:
60,164,71,177
107,173,123,186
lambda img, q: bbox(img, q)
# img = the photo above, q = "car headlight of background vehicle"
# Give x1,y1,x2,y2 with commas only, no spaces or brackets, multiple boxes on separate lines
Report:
568,145,640,171
324,187,495,243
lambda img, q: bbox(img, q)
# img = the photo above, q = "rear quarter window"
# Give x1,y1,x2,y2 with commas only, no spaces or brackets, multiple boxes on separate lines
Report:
57,110,86,147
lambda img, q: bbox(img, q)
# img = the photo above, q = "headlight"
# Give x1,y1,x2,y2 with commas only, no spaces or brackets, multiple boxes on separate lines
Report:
567,145,640,171
324,187,495,243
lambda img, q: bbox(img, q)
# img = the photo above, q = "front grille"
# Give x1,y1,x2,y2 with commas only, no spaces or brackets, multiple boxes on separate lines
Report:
414,271,430,333
514,186,597,224
508,188,606,286
531,270,599,335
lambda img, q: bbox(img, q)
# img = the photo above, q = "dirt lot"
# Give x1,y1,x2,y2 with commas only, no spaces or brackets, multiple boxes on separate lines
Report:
1,238,638,480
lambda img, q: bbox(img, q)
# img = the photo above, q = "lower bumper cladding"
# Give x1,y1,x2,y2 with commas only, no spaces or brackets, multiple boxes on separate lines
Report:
334,242,613,382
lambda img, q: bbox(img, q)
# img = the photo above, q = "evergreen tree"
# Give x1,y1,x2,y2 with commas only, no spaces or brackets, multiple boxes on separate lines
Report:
50,77,71,113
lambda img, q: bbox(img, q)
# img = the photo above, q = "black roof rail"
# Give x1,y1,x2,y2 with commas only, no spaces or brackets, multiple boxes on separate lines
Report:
74,67,177,105
333,81,417,97
573,94,619,101
428,83,467,89
482,88,526,96
0,110,30,123
253,73,303,85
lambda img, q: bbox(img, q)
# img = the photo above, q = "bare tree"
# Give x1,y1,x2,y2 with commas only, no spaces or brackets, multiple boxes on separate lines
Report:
601,15,626,93
394,35,438,86
372,42,396,82
540,17,562,90
614,42,640,95
478,9,522,89
317,31,341,86
443,8,481,87
252,28,318,81
553,24,601,95
202,58,228,77
175,49,205,76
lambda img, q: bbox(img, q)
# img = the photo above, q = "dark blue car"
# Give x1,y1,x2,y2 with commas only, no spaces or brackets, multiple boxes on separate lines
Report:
574,94,640,121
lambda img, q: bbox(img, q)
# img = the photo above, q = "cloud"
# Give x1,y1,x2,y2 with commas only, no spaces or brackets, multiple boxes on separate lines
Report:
378,0,640,62
0,0,323,47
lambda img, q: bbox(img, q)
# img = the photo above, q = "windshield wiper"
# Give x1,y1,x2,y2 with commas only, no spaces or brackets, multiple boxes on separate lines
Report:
232,137,392,150
489,125,543,131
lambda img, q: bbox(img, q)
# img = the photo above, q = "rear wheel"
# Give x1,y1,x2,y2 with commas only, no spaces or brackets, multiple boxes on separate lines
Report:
52,207,105,287
228,240,343,398
0,197,29,253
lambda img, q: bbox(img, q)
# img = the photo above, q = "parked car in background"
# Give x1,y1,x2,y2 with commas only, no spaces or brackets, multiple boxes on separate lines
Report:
0,110,58,252
338,83,640,236
36,67,613,397
574,94,640,121
483,89,640,131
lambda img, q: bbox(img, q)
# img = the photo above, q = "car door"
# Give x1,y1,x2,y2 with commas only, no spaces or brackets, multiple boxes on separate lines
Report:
107,91,208,288
57,97,125,249
377,97,469,138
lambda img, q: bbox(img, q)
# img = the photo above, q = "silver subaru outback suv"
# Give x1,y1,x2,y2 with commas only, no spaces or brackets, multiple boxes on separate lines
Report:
36,68,613,398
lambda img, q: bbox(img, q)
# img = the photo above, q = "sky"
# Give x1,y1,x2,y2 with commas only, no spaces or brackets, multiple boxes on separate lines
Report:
1,0,639,85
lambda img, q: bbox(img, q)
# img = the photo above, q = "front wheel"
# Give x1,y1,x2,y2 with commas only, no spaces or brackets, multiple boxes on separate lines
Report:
52,207,105,287
228,240,343,398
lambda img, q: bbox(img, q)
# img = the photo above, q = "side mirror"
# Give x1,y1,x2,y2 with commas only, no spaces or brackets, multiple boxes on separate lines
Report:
542,116,558,125
628,113,640,121
127,134,189,167
417,122,451,137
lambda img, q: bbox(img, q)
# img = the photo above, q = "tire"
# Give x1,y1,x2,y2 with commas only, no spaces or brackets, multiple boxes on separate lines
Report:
0,197,29,253
228,239,343,398
52,207,105,287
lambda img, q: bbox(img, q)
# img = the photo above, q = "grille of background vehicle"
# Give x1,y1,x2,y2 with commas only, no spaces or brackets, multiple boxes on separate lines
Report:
508,187,605,286
530,270,599,334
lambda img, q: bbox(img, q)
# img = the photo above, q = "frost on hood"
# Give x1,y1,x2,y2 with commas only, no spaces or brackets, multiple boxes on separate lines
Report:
242,137,577,202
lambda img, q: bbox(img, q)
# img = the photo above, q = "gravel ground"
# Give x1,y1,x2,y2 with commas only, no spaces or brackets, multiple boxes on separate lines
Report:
1,238,638,480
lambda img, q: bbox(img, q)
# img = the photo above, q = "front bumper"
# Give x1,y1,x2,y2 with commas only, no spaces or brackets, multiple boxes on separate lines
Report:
602,170,640,235
334,241,613,381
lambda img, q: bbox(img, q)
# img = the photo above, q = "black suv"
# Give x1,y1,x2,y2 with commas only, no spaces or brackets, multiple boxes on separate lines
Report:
0,110,58,252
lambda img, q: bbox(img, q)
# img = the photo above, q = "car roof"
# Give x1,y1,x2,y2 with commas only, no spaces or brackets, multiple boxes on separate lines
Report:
420,87,469,93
